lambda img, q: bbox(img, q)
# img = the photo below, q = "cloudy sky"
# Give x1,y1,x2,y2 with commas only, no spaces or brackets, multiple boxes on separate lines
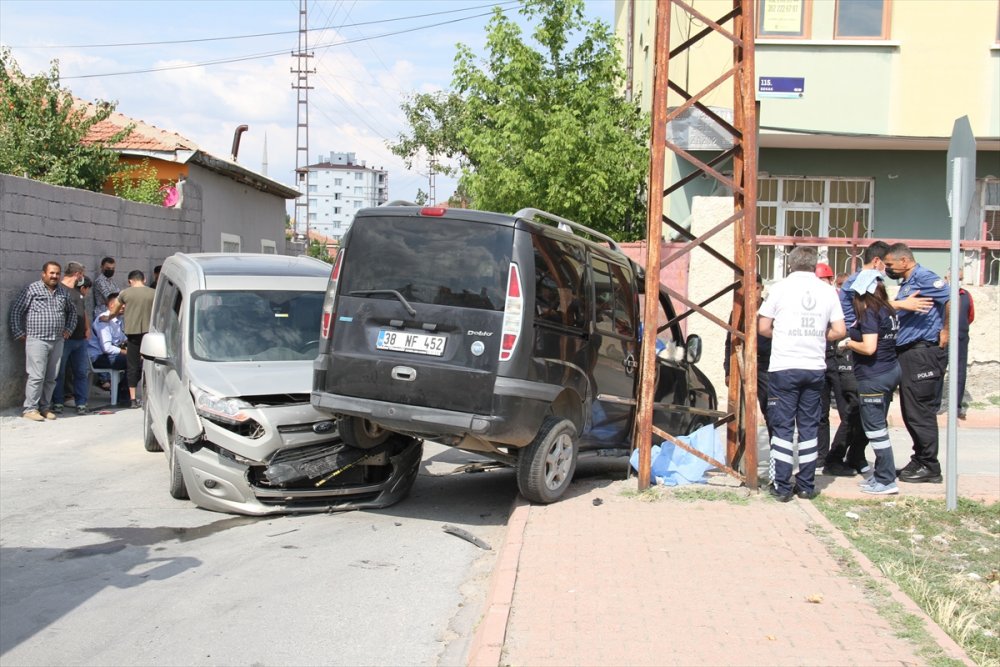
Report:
1,0,615,205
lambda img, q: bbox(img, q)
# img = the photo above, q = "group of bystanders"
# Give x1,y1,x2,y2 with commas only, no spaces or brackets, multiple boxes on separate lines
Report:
8,256,157,420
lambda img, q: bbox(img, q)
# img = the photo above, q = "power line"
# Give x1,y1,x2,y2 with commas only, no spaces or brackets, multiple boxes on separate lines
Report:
59,8,513,80
8,1,520,49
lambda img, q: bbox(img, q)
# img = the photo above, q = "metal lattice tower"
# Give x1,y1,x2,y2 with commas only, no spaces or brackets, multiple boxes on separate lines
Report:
291,0,315,239
634,0,759,490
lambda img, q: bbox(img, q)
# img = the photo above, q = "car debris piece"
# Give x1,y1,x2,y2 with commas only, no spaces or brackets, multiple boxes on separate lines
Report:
442,524,492,550
263,439,392,486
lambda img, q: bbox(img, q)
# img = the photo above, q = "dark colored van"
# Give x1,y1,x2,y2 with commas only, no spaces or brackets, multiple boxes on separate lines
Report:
312,205,717,503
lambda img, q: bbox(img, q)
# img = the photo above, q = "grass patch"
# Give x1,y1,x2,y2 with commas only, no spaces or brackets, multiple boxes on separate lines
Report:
669,486,750,505
619,487,663,502
967,394,1000,410
815,496,1000,666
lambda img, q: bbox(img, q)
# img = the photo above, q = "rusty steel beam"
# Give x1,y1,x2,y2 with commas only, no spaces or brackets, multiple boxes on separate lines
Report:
635,0,672,491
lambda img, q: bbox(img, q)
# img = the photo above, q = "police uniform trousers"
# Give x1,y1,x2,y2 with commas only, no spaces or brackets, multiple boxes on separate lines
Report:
897,342,946,474
818,365,868,470
766,368,825,495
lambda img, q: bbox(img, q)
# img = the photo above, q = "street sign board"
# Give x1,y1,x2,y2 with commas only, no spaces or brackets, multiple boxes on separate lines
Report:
757,76,804,99
946,115,978,239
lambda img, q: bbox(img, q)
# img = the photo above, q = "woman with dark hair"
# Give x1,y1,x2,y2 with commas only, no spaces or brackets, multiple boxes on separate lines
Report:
842,269,901,494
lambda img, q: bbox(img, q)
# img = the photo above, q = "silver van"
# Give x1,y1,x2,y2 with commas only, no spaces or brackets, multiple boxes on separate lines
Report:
140,253,422,515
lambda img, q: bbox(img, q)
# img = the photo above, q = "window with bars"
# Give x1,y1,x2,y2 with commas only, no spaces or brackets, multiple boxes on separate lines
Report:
982,178,1000,286
756,176,874,279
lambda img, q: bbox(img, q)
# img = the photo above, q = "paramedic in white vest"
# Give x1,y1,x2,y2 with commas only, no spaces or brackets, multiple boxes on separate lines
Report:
758,247,846,502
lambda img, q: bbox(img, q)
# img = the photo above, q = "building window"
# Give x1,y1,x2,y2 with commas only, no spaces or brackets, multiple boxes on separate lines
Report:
334,207,342,214
355,173,363,181
308,184,317,193
354,200,362,208
221,233,241,253
981,178,1000,286
354,186,363,195
308,198,317,208
334,193,341,200
757,0,811,39
260,240,277,254
335,178,342,186
757,176,874,279
308,212,317,221
834,0,891,39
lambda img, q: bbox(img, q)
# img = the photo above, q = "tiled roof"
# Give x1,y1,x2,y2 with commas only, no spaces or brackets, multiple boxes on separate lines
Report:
77,99,197,152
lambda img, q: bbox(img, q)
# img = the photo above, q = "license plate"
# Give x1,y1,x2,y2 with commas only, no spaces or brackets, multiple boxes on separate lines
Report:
376,329,446,356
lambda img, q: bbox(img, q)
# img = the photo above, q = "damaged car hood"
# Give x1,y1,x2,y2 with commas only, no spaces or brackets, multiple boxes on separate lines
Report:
187,359,313,398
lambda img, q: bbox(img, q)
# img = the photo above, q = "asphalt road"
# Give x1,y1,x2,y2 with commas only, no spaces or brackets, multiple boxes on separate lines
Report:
0,406,521,666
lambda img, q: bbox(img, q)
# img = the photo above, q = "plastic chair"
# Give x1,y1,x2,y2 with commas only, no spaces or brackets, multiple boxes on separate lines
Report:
88,355,127,406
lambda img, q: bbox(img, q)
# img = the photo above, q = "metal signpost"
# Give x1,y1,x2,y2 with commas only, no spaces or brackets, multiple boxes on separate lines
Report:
945,116,977,511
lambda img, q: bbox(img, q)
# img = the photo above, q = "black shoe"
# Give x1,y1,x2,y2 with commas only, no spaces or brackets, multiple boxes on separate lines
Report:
822,461,857,477
896,461,920,477
768,486,794,503
130,399,142,409
898,466,943,483
792,484,820,500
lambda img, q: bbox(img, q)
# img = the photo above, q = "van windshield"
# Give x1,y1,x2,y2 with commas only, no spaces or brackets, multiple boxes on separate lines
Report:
191,290,323,361
340,216,512,311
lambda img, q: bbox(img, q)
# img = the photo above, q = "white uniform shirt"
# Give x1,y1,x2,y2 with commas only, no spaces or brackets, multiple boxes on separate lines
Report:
759,271,844,373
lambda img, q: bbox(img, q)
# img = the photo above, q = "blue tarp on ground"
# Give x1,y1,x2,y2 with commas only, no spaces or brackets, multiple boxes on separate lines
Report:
629,423,722,486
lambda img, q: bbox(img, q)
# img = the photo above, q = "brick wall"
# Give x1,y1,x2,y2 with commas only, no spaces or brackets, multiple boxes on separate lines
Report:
0,174,202,410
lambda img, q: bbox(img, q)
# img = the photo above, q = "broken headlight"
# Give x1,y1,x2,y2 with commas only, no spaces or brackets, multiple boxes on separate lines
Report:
193,386,254,426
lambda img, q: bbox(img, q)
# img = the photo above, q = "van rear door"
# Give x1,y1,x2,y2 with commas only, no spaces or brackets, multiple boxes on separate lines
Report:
324,214,513,415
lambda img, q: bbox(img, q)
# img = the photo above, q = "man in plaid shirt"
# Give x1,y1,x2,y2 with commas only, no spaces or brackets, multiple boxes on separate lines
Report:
8,261,78,421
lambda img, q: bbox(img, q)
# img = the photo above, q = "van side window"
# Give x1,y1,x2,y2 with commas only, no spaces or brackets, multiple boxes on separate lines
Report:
531,234,587,330
592,258,636,338
153,280,183,359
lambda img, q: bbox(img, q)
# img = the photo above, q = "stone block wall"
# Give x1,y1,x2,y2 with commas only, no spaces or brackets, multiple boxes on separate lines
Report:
0,174,202,410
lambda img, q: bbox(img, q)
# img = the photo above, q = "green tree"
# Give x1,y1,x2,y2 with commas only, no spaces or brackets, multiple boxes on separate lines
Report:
306,239,333,264
391,0,648,240
112,158,171,205
0,48,133,191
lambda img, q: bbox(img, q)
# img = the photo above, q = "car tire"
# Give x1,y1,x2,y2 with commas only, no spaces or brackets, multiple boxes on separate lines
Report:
339,415,392,449
143,402,162,452
168,433,189,500
517,417,578,504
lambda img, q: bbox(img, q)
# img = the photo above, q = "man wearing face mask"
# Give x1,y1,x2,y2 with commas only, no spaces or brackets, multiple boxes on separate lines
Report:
52,262,92,414
883,242,950,483
94,257,120,317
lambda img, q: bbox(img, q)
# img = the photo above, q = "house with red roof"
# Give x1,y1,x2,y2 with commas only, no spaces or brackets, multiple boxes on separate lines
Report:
80,102,299,254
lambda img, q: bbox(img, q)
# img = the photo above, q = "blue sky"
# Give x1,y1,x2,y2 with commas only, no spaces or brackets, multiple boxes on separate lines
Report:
0,0,615,204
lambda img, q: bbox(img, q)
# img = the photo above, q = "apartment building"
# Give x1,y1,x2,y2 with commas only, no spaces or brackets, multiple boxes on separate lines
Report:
615,0,1000,282
297,152,388,241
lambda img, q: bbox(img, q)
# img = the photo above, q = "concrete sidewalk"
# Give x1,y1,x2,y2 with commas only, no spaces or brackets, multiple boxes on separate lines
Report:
468,411,998,667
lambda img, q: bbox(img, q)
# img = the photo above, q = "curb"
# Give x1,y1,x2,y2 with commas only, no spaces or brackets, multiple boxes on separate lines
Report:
798,501,976,667
466,496,530,667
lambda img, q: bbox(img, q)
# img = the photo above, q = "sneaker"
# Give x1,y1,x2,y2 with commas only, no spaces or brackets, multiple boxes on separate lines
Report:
130,399,142,409
861,481,899,495
22,410,45,422
52,404,64,414
76,405,89,415
43,411,57,420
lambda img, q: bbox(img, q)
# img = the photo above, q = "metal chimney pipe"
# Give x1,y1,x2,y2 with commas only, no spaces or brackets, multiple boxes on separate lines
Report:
231,125,249,160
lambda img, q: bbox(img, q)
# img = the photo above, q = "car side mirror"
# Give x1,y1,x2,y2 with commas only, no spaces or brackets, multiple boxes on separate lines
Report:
685,334,702,364
141,332,168,361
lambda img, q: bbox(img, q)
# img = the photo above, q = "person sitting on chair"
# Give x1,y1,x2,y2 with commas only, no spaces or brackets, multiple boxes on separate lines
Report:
88,293,129,402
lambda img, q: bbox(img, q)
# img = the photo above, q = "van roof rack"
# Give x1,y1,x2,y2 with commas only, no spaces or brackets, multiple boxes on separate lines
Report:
515,208,623,254
381,199,418,207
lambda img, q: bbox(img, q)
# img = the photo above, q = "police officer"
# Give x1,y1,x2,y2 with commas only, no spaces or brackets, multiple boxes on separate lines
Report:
883,242,949,483
815,263,867,475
